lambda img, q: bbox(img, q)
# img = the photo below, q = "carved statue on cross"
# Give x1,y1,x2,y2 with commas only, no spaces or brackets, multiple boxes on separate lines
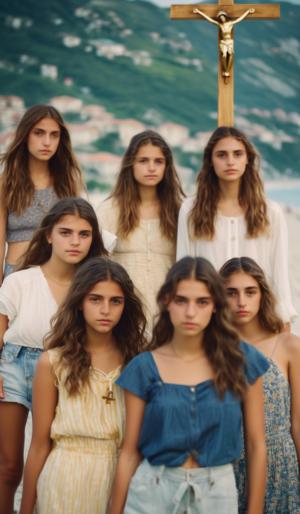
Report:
193,8,255,80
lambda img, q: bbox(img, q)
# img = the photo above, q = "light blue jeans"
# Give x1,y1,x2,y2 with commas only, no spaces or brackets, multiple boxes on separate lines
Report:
125,459,238,514
0,342,43,410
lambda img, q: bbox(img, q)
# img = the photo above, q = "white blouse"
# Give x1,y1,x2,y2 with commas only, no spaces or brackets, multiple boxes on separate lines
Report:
176,196,297,323
0,267,58,348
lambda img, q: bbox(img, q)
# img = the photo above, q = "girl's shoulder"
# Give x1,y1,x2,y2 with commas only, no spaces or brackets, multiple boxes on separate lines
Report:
97,197,119,216
117,352,157,400
266,199,285,219
277,331,300,357
1,266,41,288
240,341,270,384
180,196,196,214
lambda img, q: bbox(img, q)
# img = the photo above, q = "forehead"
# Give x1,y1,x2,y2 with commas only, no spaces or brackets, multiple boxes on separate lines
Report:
135,143,164,158
54,214,92,231
175,279,211,297
226,271,258,288
87,280,124,297
31,117,60,132
213,137,246,153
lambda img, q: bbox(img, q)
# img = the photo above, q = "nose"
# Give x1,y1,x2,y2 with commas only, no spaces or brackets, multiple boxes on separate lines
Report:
100,299,110,315
70,233,80,246
42,133,51,146
237,292,246,307
186,301,196,317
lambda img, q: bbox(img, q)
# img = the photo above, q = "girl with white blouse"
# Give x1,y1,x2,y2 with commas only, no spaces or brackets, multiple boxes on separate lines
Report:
176,126,296,324
97,130,184,336
0,197,107,514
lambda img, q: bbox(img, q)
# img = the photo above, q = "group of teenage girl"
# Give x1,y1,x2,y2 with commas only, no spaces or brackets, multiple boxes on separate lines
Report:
0,104,299,514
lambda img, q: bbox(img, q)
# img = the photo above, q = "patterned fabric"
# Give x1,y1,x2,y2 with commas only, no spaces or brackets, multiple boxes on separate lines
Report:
234,359,300,513
36,349,125,514
7,187,58,242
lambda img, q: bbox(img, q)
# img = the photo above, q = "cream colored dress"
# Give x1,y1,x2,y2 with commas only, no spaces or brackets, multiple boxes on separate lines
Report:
36,349,124,514
97,198,176,334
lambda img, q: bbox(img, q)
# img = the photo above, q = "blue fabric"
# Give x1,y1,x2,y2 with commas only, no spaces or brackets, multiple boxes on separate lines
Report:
0,342,43,409
116,342,269,467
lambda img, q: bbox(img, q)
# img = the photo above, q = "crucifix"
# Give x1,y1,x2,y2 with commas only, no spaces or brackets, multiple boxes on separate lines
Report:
170,2,280,126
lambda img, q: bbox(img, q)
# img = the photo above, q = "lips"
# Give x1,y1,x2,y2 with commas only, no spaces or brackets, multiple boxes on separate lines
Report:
66,250,81,255
236,310,250,316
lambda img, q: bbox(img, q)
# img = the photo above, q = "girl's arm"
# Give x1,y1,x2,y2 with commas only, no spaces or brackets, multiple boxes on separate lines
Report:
242,376,267,514
19,352,58,514
0,181,7,285
0,313,8,399
288,335,300,463
108,390,145,514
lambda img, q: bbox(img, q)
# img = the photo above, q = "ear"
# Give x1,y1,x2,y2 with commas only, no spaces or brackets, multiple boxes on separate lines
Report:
46,231,52,244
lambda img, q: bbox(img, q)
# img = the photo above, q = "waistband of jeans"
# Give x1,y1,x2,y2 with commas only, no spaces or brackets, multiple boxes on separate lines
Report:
140,459,233,481
3,342,43,356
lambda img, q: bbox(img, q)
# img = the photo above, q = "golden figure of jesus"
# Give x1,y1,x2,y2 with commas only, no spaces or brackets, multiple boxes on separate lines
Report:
193,8,255,79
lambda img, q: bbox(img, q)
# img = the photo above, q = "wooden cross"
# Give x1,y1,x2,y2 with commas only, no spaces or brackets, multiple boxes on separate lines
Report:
170,2,280,126
102,388,115,404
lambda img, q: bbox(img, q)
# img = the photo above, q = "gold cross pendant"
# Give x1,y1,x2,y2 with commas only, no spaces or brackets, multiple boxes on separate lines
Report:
102,389,115,404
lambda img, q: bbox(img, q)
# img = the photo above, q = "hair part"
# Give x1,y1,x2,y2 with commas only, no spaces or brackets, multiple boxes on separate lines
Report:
150,256,247,398
189,126,269,240
45,257,147,395
1,104,84,214
110,130,184,240
19,197,107,269
219,257,284,333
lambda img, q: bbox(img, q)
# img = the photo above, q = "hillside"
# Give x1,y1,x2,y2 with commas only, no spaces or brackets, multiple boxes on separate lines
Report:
0,0,299,180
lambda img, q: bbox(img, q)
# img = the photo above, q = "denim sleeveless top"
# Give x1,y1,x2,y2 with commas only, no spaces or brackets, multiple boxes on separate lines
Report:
7,188,58,242
117,342,269,467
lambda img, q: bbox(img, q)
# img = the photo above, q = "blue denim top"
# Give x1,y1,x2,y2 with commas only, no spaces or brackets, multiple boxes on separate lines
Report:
116,342,269,467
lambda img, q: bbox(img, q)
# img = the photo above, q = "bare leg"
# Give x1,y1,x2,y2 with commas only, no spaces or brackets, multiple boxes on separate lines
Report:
0,403,28,514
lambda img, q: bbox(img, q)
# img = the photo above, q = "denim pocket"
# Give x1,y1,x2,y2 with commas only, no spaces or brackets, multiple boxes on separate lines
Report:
1,343,22,363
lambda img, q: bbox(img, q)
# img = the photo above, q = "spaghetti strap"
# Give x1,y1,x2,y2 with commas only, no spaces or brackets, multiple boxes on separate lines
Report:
269,335,280,360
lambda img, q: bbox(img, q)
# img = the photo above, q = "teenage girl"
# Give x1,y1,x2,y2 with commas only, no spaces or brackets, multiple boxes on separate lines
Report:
0,197,107,514
19,256,146,514
0,104,84,283
220,256,300,513
176,126,296,324
109,256,269,514
97,130,184,335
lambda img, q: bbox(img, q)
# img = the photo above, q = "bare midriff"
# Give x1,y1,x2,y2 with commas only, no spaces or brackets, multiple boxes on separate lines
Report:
6,240,30,266
181,455,200,469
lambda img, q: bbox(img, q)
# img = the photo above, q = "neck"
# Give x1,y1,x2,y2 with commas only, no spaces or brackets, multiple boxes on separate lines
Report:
138,184,159,204
85,330,115,352
218,179,240,203
42,256,76,283
171,331,205,357
29,157,51,187
236,318,272,344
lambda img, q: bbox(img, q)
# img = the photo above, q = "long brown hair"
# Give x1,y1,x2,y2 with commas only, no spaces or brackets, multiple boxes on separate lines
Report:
150,256,247,398
110,130,184,240
1,104,84,214
189,126,269,239
220,257,284,334
45,257,147,395
20,198,107,269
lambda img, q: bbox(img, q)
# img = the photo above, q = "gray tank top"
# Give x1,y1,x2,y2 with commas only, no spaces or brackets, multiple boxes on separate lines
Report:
7,187,59,242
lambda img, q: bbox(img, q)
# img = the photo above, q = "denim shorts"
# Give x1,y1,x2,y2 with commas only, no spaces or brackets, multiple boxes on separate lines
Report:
0,342,43,410
125,459,238,514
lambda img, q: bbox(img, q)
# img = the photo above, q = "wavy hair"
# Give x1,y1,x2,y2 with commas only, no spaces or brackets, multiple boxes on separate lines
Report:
189,126,269,239
45,257,147,395
219,257,284,334
110,130,184,240
19,198,107,269
1,104,84,214
150,256,247,398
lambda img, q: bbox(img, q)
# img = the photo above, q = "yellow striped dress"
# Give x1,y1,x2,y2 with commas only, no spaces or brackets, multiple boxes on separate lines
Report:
36,349,124,514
